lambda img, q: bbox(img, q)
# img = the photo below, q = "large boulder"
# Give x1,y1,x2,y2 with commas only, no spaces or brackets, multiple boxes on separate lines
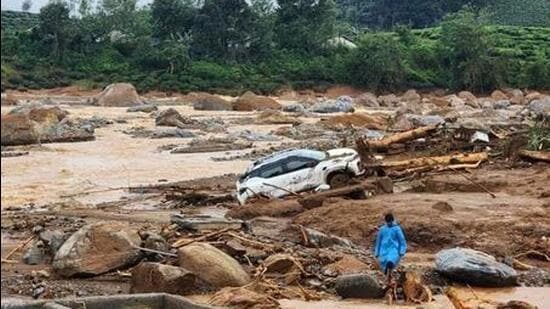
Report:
1,114,37,146
233,91,281,111
491,90,508,101
155,108,195,128
193,93,233,111
525,91,542,103
354,92,379,108
1,105,94,146
334,274,384,298
52,221,142,277
527,97,550,118
130,262,201,295
378,94,399,107
458,91,477,103
93,83,144,107
435,247,518,287
401,89,421,104
178,242,250,287
309,96,354,113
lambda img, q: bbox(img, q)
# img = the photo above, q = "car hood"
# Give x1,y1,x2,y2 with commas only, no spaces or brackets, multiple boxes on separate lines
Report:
326,148,358,159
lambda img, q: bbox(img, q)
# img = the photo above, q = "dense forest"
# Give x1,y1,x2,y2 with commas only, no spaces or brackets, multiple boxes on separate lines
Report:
1,0,549,94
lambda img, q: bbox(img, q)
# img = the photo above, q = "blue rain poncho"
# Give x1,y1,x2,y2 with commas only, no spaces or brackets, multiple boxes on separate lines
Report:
373,222,407,273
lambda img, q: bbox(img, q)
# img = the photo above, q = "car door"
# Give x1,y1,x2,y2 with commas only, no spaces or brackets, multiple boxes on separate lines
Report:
251,160,288,198
280,156,320,193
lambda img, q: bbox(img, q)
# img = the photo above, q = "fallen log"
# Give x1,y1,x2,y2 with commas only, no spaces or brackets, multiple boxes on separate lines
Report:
297,184,368,209
375,152,488,171
357,125,438,151
518,150,550,163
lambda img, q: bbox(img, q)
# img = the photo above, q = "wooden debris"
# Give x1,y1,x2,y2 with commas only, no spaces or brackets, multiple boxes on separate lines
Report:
518,150,550,163
225,231,276,250
172,227,237,248
514,250,550,262
375,152,488,171
130,244,178,257
511,258,535,271
358,125,439,151
2,236,34,260
445,287,470,309
449,166,496,198
263,182,300,196
298,184,367,208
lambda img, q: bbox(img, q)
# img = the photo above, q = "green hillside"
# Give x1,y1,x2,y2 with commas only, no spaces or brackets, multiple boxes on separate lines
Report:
1,11,39,32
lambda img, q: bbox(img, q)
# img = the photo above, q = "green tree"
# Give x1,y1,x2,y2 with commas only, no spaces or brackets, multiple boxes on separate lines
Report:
192,0,258,62
39,1,73,62
275,0,337,54
161,34,191,73
151,0,197,39
345,33,405,91
439,7,497,91
488,0,550,26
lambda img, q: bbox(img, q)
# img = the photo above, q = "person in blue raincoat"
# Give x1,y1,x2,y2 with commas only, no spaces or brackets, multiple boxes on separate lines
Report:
374,212,407,283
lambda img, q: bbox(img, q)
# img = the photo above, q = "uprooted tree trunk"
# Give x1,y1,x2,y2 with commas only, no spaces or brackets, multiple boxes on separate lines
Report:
356,125,439,152
518,149,550,163
372,152,488,171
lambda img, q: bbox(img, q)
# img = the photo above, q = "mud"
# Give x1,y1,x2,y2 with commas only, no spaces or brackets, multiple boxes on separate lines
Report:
1,88,549,307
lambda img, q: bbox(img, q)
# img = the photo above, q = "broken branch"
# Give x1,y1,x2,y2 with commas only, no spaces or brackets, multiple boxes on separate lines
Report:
3,236,34,260
449,166,496,198
263,182,300,196
130,244,177,257
172,227,238,248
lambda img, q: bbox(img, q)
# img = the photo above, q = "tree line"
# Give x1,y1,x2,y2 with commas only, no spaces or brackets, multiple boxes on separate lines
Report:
1,0,549,94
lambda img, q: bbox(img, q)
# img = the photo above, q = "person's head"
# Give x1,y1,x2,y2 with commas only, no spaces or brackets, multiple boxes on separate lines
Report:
384,212,395,225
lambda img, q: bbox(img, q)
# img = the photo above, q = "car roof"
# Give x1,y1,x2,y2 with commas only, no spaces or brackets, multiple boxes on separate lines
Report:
246,148,325,173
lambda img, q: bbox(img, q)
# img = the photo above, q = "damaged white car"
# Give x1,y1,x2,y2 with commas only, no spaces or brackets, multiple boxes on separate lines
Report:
236,148,365,205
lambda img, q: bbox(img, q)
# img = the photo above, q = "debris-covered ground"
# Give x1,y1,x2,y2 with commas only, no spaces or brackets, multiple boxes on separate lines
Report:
1,85,549,308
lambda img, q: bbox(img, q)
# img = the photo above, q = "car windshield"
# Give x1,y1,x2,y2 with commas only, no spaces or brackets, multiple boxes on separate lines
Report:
240,149,327,181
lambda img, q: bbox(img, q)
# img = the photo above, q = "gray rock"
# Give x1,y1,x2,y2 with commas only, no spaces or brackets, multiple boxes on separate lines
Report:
406,114,445,127
127,105,158,113
53,221,143,277
230,130,280,142
528,97,550,118
151,128,195,139
39,230,67,253
494,100,511,110
131,262,201,295
283,103,306,113
304,227,353,248
334,274,384,298
354,92,379,108
155,108,197,128
309,96,354,113
435,247,518,287
142,232,169,261
23,240,50,265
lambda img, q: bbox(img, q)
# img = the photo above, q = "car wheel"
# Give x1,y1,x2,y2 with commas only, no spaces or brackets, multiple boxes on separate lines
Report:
328,172,351,189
